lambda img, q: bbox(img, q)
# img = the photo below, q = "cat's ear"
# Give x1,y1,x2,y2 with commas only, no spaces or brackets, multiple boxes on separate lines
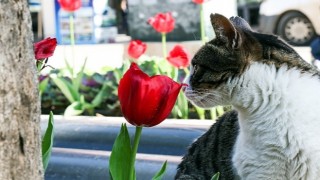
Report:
210,13,241,49
230,16,252,31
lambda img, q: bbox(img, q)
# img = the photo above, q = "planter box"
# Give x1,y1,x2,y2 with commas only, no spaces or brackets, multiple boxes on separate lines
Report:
41,115,213,179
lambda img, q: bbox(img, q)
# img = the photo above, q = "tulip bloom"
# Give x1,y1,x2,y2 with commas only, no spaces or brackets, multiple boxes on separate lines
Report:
127,40,147,59
148,12,175,33
58,0,82,12
118,63,183,127
167,45,190,68
34,37,57,60
192,0,205,4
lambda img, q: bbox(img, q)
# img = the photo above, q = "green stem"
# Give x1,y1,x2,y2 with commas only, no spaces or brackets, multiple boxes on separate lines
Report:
69,14,75,78
210,107,217,120
183,67,189,74
129,126,143,179
195,106,206,120
36,61,44,73
162,33,167,60
200,4,206,44
172,67,178,81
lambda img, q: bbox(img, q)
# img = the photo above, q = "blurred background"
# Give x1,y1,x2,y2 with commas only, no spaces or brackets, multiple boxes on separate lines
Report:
29,0,320,46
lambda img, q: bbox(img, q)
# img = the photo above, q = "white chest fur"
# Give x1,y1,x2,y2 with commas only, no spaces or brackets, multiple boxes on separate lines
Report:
230,63,320,180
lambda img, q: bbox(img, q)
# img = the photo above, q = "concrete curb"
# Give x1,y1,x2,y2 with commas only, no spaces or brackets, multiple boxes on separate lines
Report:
46,148,181,180
41,115,215,179
41,116,212,156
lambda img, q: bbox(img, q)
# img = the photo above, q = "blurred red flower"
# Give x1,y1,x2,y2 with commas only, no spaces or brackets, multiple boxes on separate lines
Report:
148,12,175,33
127,40,147,59
167,45,190,68
58,0,82,12
192,0,205,4
118,63,183,127
34,37,57,60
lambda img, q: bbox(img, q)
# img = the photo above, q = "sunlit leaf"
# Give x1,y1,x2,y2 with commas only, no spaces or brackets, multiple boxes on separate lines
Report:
51,76,79,103
73,57,87,92
152,161,167,180
109,124,134,180
211,172,220,180
64,101,84,116
42,111,54,170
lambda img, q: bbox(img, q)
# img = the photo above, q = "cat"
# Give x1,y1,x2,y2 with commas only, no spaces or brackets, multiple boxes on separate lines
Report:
175,13,320,180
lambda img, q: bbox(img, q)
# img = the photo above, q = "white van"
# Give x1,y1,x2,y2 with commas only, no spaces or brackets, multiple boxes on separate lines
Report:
259,0,320,46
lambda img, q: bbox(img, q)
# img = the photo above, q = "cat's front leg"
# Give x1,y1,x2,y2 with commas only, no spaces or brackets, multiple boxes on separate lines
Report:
232,145,288,180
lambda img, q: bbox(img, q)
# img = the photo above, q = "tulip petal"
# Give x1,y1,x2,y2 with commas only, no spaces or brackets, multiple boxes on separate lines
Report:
127,40,147,59
58,0,82,12
167,45,190,68
118,63,183,127
148,12,175,33
34,37,57,60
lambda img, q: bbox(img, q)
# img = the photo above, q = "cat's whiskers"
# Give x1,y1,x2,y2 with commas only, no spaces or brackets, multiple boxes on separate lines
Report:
184,88,228,108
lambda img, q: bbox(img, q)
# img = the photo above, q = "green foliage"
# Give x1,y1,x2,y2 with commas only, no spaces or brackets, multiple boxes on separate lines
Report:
211,172,220,180
109,124,134,180
152,161,167,180
39,76,49,97
109,124,168,180
40,57,229,119
48,58,117,116
42,111,54,170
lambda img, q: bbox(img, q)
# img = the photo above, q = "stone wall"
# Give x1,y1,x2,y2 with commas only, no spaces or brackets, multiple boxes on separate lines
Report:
127,0,201,41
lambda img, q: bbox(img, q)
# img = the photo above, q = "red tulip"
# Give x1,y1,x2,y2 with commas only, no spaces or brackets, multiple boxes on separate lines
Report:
167,45,190,68
118,63,183,127
58,0,82,12
192,0,206,4
148,12,175,33
34,37,57,60
127,40,147,59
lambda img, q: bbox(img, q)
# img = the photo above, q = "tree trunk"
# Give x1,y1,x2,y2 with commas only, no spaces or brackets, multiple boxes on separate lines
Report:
0,0,43,179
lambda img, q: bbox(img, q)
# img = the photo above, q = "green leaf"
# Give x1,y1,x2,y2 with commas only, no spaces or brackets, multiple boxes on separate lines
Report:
91,82,110,107
195,106,206,120
64,101,85,116
73,57,87,92
178,92,188,119
39,77,49,97
109,124,134,180
152,161,167,180
216,106,225,116
211,172,220,180
51,76,79,103
42,111,54,171
64,58,74,77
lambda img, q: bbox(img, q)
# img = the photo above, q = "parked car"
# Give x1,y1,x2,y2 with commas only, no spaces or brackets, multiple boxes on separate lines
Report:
259,0,320,46
237,0,263,29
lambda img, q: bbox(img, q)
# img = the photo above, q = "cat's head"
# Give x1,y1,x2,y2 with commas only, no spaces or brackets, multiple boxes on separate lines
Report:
184,13,316,108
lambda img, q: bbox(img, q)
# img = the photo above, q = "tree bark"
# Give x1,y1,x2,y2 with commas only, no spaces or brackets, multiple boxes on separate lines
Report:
0,0,43,179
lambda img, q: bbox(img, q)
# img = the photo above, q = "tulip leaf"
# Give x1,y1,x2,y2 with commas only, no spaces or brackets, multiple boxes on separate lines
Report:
211,172,220,180
195,106,206,120
42,111,54,171
64,101,85,116
91,82,110,107
64,57,74,78
178,93,189,119
152,160,167,180
73,57,87,92
51,76,79,103
109,123,134,180
39,77,49,97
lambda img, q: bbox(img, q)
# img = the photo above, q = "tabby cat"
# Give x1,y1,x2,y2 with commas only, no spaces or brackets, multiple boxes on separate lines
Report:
175,14,320,180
